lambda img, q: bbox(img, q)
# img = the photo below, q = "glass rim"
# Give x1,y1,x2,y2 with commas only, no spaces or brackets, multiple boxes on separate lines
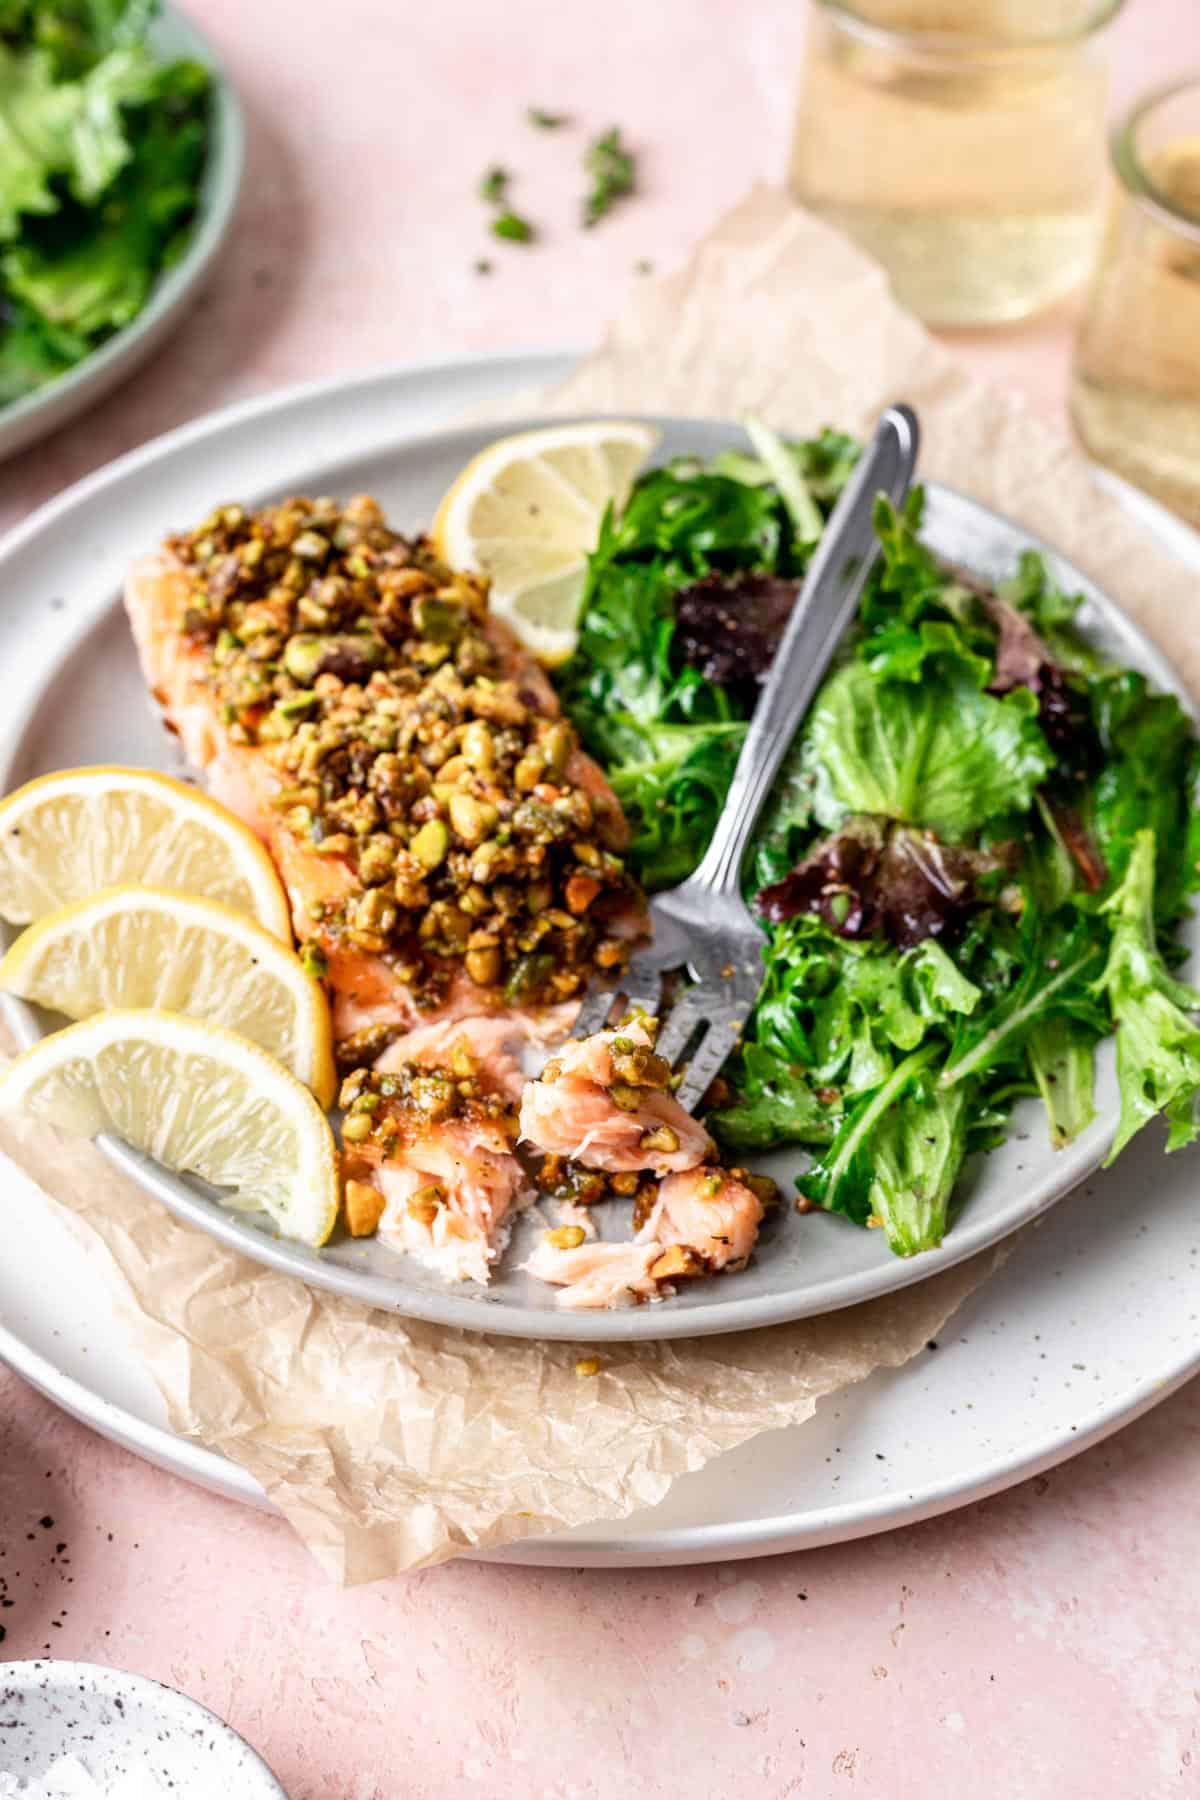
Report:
1112,75,1200,247
817,0,1125,54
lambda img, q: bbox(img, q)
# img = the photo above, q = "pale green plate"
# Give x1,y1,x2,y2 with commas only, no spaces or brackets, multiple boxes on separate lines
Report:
0,7,245,460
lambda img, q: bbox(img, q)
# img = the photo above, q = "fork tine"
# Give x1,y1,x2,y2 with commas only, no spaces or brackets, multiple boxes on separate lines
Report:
674,1018,744,1116
615,954,664,1025
571,961,664,1041
571,986,621,1040
654,985,713,1069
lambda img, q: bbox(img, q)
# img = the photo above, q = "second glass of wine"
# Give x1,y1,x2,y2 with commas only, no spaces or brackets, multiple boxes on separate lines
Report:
1071,77,1200,526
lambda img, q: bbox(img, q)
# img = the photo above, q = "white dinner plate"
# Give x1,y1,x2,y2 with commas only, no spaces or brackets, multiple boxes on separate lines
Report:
0,8,245,461
0,353,1197,1568
0,372,1196,1342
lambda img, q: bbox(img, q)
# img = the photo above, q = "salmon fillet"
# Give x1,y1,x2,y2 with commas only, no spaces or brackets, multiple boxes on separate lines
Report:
123,492,773,1303
124,495,643,1044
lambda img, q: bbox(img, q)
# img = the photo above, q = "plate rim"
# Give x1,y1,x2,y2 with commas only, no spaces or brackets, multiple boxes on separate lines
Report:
1,405,1195,1341
0,5,247,458
0,347,1198,1563
2,1257,1198,1565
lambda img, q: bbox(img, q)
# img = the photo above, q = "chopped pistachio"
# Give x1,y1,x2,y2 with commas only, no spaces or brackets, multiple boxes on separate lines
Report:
639,1124,680,1154
409,818,449,869
546,1224,586,1250
299,940,328,979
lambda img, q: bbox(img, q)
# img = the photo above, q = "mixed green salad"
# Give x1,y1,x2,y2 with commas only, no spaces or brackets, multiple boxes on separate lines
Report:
558,428,1200,1258
0,0,211,406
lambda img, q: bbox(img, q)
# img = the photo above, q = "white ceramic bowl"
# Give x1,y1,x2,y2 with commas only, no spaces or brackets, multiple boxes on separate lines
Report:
0,1661,287,1795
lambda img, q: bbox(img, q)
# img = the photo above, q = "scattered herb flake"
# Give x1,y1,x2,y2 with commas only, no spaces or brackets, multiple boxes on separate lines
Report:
583,126,636,227
479,165,509,205
492,209,535,243
474,258,494,276
528,106,568,129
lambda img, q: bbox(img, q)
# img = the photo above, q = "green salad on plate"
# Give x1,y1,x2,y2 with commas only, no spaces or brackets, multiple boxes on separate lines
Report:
558,426,1200,1258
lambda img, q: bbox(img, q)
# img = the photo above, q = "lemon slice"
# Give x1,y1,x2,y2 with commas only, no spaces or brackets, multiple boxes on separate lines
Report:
0,1009,340,1247
0,766,291,941
432,420,660,663
0,886,335,1108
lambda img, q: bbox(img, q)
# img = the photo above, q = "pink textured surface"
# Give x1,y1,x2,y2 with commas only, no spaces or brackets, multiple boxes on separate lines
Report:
1,1,1199,1794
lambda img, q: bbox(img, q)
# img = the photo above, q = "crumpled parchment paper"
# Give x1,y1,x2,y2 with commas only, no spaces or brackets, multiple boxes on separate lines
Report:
3,187,1195,1581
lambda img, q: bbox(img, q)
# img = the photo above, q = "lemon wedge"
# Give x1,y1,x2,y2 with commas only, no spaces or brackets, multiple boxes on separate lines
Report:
0,886,335,1108
0,766,291,941
0,1009,340,1247
432,420,660,663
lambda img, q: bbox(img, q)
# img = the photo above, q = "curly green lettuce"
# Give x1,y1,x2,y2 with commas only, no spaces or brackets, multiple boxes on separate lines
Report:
0,1,210,404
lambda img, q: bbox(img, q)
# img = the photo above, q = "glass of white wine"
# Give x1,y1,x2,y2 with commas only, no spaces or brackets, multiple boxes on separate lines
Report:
788,0,1125,327
1071,78,1200,526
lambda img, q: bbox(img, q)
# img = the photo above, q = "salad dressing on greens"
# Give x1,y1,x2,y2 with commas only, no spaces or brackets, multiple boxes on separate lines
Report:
558,427,1200,1257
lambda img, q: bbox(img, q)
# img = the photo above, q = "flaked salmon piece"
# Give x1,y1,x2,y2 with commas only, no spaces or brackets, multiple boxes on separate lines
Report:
124,500,644,1046
375,1016,527,1103
652,1166,765,1271
525,1156,766,1309
373,1120,527,1285
523,1238,663,1309
341,1046,527,1283
372,1004,578,1103
517,1020,711,1174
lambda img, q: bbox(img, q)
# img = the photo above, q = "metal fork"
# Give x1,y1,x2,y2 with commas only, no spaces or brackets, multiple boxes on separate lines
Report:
572,402,921,1112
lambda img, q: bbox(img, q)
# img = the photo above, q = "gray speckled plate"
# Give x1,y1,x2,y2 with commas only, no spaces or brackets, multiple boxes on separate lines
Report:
0,400,1197,1343
0,9,244,461
0,1660,286,1794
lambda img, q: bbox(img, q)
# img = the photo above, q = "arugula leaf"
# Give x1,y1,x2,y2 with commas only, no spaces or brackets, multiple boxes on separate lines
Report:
1094,829,1200,1160
997,549,1101,678
708,1042,835,1151
1028,1015,1097,1149
803,641,1053,841
939,912,1105,1090
743,416,823,542
604,717,744,889
711,427,860,506
741,915,979,1115
802,1045,970,1255
857,494,990,650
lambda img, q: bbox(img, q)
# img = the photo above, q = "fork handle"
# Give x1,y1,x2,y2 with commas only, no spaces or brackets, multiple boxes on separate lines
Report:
690,403,920,899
